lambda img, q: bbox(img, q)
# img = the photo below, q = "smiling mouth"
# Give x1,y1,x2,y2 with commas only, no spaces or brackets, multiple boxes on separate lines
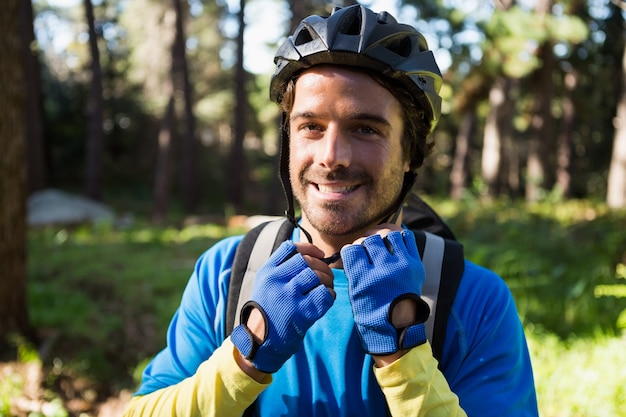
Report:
316,184,358,194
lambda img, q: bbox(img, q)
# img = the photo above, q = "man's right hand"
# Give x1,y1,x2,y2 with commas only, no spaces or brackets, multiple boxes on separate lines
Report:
231,241,335,374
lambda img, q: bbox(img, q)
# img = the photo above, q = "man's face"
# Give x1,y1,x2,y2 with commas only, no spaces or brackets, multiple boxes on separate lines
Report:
288,65,410,238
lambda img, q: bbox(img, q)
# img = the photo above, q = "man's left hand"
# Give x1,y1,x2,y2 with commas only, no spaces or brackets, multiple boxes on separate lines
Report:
341,228,430,358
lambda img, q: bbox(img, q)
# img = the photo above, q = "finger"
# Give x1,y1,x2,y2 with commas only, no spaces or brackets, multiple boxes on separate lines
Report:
400,229,420,258
385,230,411,254
302,255,334,287
307,278,336,300
303,283,336,312
315,268,334,292
294,242,325,259
302,254,332,272
361,233,393,261
340,239,372,266
326,287,336,300
270,240,300,265
374,223,404,233
352,224,403,245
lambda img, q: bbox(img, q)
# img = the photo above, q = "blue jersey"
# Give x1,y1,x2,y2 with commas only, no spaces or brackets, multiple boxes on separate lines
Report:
136,228,538,416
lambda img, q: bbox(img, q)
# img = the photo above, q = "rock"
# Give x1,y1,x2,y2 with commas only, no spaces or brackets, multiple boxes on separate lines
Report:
227,214,282,230
27,188,114,227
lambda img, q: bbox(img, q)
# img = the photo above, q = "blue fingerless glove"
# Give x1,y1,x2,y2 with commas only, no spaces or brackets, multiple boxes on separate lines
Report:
341,230,430,355
231,240,334,373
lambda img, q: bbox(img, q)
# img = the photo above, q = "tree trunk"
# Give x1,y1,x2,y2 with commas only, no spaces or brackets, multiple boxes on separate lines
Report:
0,0,38,355
289,0,306,31
172,0,198,213
607,42,626,209
504,133,522,197
84,0,105,200
480,0,517,199
481,76,507,197
497,77,517,197
526,0,555,201
228,0,247,212
19,0,47,194
152,96,175,224
555,69,577,198
288,0,323,31
152,5,178,223
450,111,475,200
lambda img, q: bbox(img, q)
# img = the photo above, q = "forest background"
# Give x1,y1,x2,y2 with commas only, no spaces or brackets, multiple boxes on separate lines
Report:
1,0,626,416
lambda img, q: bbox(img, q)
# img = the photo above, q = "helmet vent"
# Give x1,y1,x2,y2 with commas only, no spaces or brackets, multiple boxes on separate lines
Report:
383,36,412,57
337,6,362,35
377,11,391,24
294,27,315,46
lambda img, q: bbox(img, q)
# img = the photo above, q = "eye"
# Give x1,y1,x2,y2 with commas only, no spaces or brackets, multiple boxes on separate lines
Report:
293,122,325,139
354,125,380,136
302,123,322,132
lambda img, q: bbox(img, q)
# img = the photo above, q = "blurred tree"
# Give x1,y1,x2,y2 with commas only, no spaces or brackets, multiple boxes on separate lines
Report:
555,67,577,198
525,0,555,202
20,0,47,194
0,0,38,355
119,0,228,218
173,0,199,213
288,0,307,32
607,39,626,209
26,0,624,212
149,2,178,223
403,0,589,200
448,65,492,199
449,111,476,199
84,0,105,200
481,0,516,198
120,0,175,221
228,0,247,211
394,2,482,198
153,94,175,223
119,0,199,220
287,0,345,31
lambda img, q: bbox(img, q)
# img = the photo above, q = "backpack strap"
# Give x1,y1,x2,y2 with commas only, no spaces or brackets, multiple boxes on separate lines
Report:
413,230,465,363
225,218,294,336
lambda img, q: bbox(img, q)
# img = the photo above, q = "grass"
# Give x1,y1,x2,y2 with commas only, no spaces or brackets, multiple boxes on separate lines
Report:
528,332,626,417
2,198,625,416
432,197,626,338
25,221,241,389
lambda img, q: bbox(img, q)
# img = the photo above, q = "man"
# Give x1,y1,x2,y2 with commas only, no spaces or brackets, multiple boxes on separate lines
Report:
123,5,538,416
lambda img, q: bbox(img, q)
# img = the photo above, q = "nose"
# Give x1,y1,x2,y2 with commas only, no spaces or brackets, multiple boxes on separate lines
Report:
318,125,351,170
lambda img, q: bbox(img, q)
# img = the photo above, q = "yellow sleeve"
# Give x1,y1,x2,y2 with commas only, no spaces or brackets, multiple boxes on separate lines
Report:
122,337,271,417
373,342,467,417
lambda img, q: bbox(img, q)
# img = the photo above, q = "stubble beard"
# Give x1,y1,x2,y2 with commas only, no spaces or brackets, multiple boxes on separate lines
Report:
293,165,405,238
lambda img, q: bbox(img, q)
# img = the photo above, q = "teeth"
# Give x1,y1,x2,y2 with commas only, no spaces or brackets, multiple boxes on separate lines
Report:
318,184,355,194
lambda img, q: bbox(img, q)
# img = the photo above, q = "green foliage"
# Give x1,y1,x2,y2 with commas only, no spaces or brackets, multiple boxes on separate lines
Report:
0,339,68,417
483,6,588,78
26,221,232,388
0,368,23,416
434,197,626,337
528,331,626,417
549,14,589,44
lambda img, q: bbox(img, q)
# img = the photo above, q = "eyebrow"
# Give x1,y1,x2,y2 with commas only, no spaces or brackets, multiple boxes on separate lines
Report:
289,111,392,128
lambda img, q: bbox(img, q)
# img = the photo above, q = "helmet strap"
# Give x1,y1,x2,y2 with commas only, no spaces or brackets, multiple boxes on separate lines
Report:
278,113,314,244
380,171,418,226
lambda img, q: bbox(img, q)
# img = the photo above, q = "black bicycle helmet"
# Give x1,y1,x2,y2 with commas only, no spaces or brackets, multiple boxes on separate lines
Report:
270,4,443,131
272,5,444,240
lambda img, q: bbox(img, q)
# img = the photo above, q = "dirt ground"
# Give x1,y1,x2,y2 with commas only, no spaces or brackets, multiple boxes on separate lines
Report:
1,361,132,417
